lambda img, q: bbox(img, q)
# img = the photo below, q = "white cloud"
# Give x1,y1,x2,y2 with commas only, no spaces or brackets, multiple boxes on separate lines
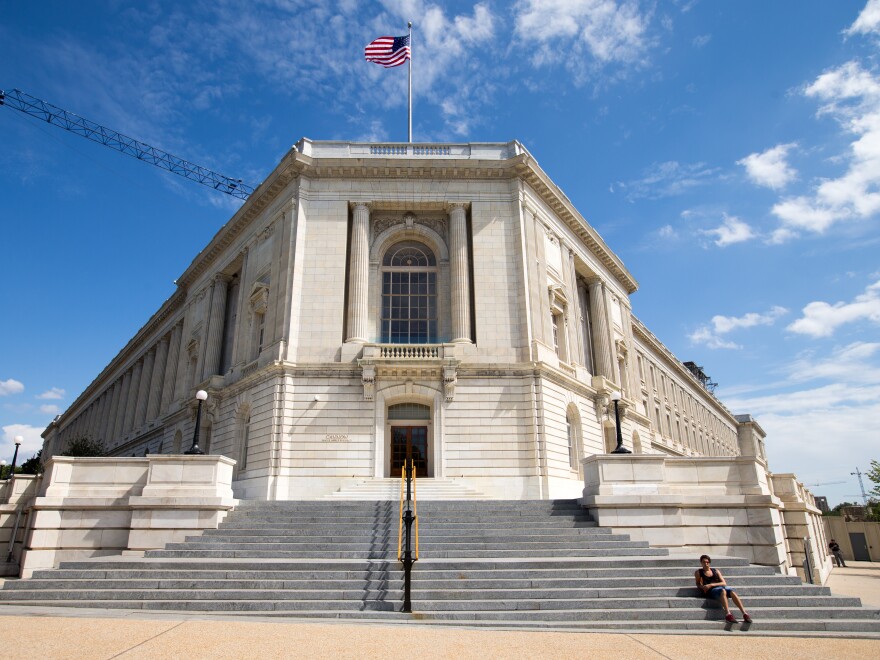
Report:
39,404,61,415
1,424,44,462
788,342,880,385
701,214,756,247
514,0,652,83
692,34,711,48
0,379,24,396
658,224,677,239
689,306,787,349
770,61,880,239
846,0,880,37
37,387,65,400
618,160,719,200
787,279,880,337
737,143,798,190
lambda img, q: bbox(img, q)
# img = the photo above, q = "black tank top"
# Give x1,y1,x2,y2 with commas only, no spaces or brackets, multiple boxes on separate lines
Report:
701,568,721,586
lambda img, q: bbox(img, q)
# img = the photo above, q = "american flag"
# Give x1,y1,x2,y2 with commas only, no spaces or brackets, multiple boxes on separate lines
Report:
364,35,411,68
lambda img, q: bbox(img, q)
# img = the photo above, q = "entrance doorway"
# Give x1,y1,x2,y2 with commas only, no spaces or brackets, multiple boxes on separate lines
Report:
849,532,872,562
391,426,428,477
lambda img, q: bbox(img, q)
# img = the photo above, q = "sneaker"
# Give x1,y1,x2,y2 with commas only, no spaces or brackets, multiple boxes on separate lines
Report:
725,613,737,623
743,613,752,623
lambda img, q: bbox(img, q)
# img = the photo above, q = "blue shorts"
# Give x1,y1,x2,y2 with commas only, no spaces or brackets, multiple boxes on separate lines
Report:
706,586,734,600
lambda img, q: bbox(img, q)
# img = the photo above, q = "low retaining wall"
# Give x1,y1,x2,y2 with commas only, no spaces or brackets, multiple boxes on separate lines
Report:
580,454,824,576
2,455,236,577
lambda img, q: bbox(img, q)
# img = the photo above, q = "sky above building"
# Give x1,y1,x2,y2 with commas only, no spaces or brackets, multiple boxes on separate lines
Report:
1,0,879,506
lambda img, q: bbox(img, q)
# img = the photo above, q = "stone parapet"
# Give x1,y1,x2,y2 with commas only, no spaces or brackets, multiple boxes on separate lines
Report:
15,456,236,577
580,454,790,570
771,473,833,584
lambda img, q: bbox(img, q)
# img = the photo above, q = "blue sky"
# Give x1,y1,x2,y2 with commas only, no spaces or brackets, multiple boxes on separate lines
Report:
2,0,879,506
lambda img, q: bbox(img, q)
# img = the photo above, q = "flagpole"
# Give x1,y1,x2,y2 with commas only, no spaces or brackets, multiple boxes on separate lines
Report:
408,21,412,143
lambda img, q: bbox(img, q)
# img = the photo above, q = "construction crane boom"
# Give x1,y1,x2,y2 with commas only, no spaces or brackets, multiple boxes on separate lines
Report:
0,88,254,200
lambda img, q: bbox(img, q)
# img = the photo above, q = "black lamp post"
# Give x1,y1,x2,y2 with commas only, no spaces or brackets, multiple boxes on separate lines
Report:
610,392,631,454
185,390,208,455
8,436,23,478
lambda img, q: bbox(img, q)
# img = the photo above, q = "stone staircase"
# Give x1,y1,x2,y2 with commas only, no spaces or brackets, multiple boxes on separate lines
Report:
0,500,877,634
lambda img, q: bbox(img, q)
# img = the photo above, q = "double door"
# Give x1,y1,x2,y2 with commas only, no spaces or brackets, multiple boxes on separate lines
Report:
390,426,428,477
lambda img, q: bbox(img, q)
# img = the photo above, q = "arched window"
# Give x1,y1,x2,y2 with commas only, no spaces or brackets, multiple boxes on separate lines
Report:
381,241,438,344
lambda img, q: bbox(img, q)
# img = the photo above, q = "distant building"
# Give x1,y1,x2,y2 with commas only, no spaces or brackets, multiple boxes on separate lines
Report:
814,496,830,513
43,140,768,500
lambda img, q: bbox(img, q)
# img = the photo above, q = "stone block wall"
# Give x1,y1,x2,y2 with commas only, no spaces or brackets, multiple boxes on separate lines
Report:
14,455,235,577
581,454,791,570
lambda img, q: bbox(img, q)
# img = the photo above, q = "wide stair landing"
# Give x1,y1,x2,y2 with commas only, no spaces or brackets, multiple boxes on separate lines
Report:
0,500,877,634
329,477,485,500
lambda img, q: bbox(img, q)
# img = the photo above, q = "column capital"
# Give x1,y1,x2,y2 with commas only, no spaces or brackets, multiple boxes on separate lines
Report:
214,273,233,285
445,202,470,213
349,201,373,211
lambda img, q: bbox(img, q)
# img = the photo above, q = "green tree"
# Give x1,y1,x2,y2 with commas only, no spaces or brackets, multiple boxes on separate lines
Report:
868,459,880,499
60,436,105,457
19,449,43,475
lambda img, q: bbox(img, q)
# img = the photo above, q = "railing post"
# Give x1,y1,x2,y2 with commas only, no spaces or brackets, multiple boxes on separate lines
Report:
402,459,415,613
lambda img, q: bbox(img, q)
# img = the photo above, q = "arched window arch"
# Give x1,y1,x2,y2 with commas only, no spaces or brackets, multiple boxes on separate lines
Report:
381,241,438,344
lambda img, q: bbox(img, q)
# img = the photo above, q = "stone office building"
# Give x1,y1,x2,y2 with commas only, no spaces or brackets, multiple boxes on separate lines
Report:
43,140,756,502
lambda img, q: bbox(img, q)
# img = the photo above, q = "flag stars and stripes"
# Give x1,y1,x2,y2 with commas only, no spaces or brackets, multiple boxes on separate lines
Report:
365,35,411,68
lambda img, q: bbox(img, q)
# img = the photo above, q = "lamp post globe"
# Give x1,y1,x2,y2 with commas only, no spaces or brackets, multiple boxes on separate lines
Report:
609,391,631,454
185,390,208,455
9,436,23,478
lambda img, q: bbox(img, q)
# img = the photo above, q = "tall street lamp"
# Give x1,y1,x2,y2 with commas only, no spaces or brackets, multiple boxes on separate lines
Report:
9,436,23,478
609,392,631,454
185,390,208,455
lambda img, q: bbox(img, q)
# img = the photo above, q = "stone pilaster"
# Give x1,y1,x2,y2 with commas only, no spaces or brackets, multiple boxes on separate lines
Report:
588,279,615,382
112,373,130,440
123,360,143,434
346,202,370,342
136,349,155,427
146,335,169,421
162,322,183,410
105,381,120,443
565,248,583,365
203,274,231,379
449,203,472,343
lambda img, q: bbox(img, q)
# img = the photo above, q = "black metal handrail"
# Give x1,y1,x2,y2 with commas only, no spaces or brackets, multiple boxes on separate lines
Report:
398,459,418,612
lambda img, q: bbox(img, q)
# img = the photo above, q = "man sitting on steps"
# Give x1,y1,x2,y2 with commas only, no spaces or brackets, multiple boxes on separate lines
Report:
695,554,753,624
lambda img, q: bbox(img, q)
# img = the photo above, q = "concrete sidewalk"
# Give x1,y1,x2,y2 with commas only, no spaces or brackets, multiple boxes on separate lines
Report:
824,561,880,609
0,612,878,659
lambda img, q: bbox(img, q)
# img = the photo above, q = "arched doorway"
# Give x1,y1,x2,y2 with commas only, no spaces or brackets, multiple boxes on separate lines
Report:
388,402,431,477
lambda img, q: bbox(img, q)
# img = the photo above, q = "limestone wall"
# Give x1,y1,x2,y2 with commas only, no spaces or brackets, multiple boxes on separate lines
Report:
9,455,235,578
581,454,790,570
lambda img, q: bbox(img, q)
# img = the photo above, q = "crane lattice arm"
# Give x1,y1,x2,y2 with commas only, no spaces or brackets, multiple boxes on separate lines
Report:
0,88,254,200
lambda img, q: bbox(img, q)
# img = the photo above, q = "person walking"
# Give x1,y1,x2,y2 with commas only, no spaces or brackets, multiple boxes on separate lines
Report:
829,539,847,567
695,555,752,623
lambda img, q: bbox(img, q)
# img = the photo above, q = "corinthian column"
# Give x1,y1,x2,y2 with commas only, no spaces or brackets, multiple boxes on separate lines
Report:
449,203,472,343
346,202,370,342
122,361,142,434
146,335,169,420
135,348,155,427
203,274,231,379
588,279,615,381
161,321,183,410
